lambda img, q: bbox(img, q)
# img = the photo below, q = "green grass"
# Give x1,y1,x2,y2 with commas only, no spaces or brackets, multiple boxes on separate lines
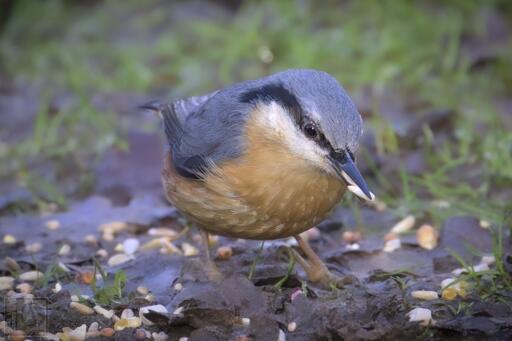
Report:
0,0,511,226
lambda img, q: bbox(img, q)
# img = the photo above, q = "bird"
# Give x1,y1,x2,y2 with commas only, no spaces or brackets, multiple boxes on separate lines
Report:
141,69,374,286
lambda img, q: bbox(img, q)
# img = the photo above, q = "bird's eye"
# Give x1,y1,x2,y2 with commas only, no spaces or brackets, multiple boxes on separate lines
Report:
303,122,318,139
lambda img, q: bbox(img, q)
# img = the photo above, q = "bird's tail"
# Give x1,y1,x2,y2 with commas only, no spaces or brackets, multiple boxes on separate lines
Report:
139,100,183,145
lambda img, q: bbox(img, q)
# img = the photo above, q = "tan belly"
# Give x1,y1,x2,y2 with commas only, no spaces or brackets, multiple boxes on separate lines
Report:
162,145,345,240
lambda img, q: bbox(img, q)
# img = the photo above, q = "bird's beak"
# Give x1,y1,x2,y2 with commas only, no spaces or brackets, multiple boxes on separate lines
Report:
329,150,375,201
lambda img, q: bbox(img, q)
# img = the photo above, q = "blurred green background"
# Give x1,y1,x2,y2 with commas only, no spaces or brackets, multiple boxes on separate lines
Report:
0,0,511,226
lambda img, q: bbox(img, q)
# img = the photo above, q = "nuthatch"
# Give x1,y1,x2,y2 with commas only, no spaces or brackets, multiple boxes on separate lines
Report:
142,69,374,285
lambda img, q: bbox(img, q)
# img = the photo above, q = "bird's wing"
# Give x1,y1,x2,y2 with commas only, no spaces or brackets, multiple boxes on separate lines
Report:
156,89,246,180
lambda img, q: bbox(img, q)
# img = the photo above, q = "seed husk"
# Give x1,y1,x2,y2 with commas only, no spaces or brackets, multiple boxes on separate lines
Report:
411,290,438,300
19,271,44,281
416,224,438,250
70,302,94,315
390,215,415,234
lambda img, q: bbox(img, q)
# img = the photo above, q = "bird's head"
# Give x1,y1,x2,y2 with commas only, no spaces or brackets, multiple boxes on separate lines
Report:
239,69,374,201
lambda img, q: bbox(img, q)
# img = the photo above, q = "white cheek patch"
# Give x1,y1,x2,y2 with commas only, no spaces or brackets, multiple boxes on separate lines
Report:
255,102,331,173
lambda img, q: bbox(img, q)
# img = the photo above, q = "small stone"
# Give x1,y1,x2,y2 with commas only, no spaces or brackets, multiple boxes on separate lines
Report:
173,282,183,291
182,242,199,256
290,289,304,302
148,228,178,238
96,249,109,258
87,322,100,336
134,328,146,340
479,219,491,228
114,243,124,252
481,255,495,265
26,242,43,253
58,244,71,256
411,290,438,300
0,276,14,290
154,332,170,341
287,321,297,332
173,306,184,316
142,238,181,254
114,317,142,331
16,283,32,294
383,232,399,242
473,263,490,272
57,262,70,272
4,257,21,273
144,293,155,302
345,243,360,251
442,287,458,301
103,232,115,241
383,238,401,252
45,219,60,230
100,327,115,337
216,246,233,260
277,329,286,341
123,238,140,255
70,302,94,315
137,286,149,295
59,324,87,341
139,304,168,326
390,215,415,234
94,305,115,319
241,317,250,326
108,254,132,266
84,234,98,244
39,331,60,340
407,307,433,326
9,330,26,341
3,234,16,244
99,221,128,235
342,230,362,244
416,224,438,250
70,295,80,302
121,308,134,319
19,271,44,281
52,282,62,293
176,337,187,341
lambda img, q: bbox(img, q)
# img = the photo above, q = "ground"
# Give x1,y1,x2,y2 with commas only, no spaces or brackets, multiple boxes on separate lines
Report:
0,1,511,340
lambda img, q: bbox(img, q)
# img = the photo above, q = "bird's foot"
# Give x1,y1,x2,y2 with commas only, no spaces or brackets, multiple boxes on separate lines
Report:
292,235,352,288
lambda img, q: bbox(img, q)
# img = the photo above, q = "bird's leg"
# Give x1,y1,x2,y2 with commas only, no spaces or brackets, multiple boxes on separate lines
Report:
200,229,223,283
292,234,349,287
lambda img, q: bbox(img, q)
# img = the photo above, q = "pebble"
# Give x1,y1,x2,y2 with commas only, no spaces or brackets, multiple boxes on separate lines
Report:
52,282,62,293
383,238,401,252
277,329,286,341
96,249,109,258
57,262,70,272
174,282,183,291
16,282,32,294
182,242,199,256
473,263,490,272
290,289,304,302
4,257,21,273
479,219,491,228
59,324,87,341
100,327,115,337
45,219,61,230
345,243,360,251
84,234,98,244
123,238,140,255
99,221,128,235
481,255,495,265
176,337,187,341
121,308,135,319
107,253,132,266
287,321,297,332
137,286,149,295
9,330,26,341
411,290,438,300
407,307,433,326
139,304,168,326
3,234,16,244
416,224,438,250
216,246,233,260
114,243,124,252
148,227,178,238
58,244,71,256
0,276,14,290
154,332,170,341
142,238,181,254
145,293,156,302
442,287,458,301
71,295,80,302
19,270,44,281
39,331,60,340
173,306,184,316
114,317,142,331
103,232,115,241
342,230,361,244
70,302,94,315
390,215,415,234
26,242,43,253
94,305,115,319
134,328,146,340
87,322,100,337
241,317,250,326
383,232,399,242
